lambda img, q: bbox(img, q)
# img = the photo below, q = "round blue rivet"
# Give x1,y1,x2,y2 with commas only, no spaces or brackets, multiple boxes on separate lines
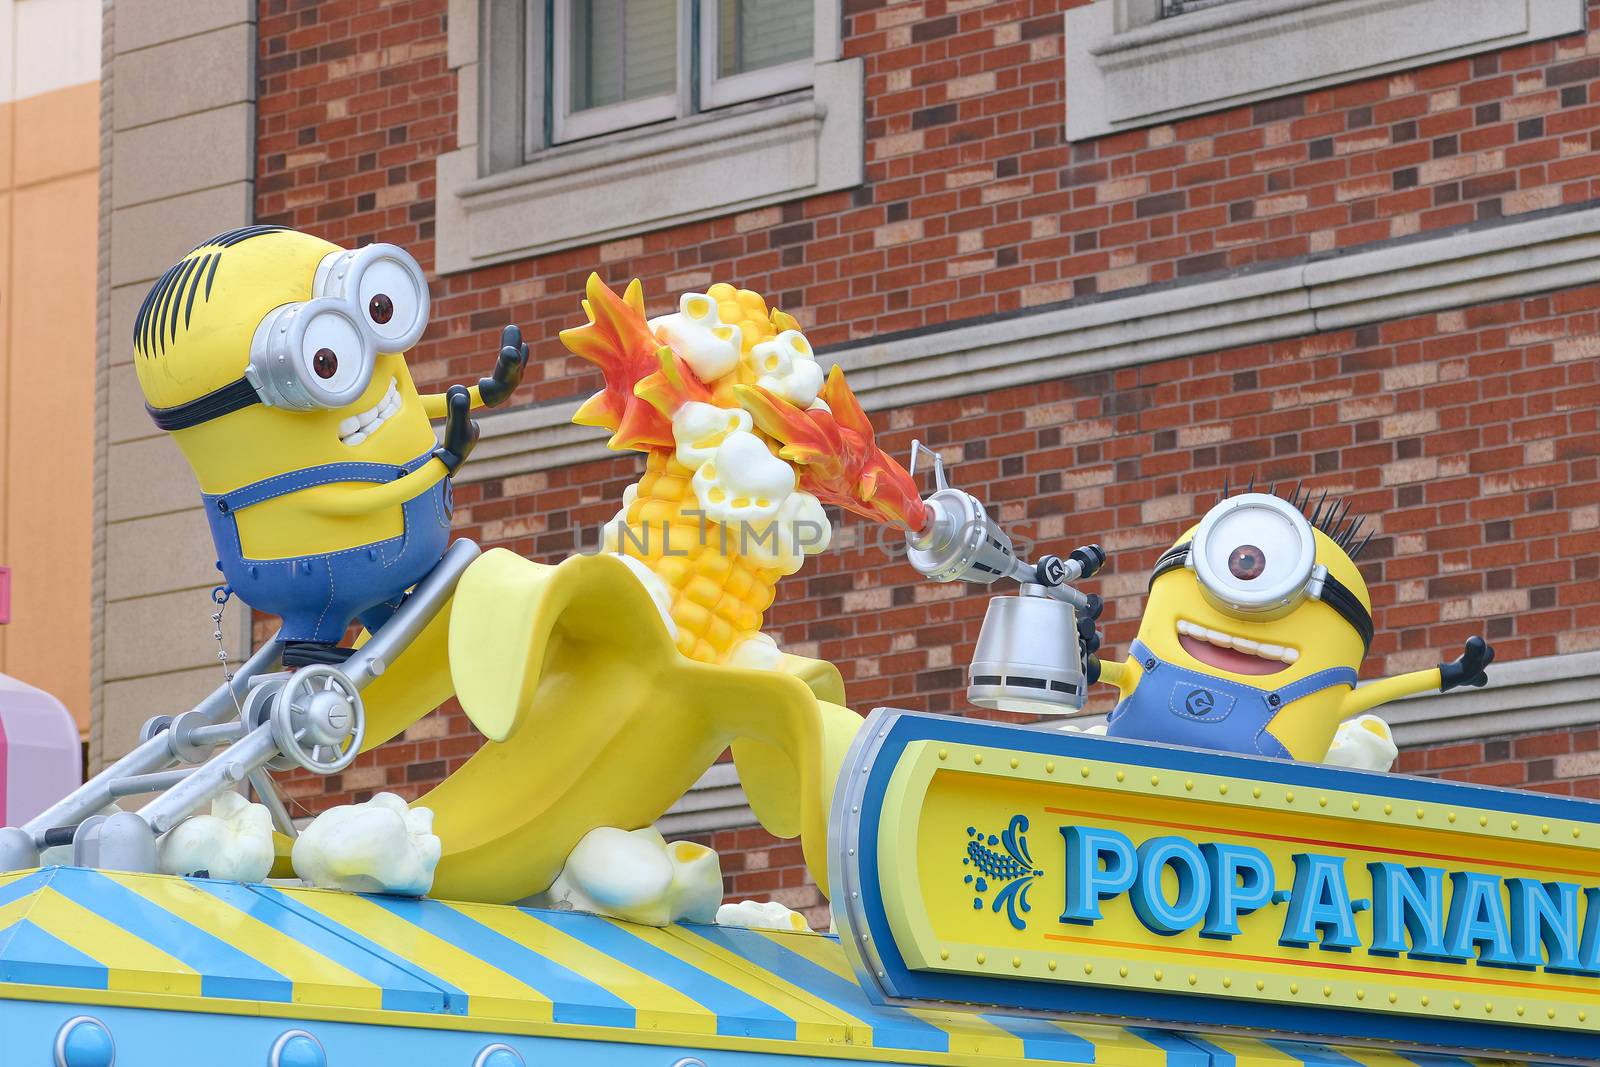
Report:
55,1016,114,1067
473,1045,524,1067
269,1030,325,1067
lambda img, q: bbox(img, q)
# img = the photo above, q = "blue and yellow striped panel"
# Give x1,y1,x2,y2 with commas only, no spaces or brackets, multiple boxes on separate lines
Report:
0,868,1533,1066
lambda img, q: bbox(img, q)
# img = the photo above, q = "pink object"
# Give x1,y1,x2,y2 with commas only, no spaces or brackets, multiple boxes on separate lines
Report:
0,673,81,826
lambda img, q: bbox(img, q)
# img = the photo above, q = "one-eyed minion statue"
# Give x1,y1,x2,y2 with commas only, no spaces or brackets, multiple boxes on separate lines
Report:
133,225,526,665
1098,487,1494,762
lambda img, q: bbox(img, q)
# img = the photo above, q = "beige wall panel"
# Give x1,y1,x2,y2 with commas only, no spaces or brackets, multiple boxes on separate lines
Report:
113,24,255,130
103,583,226,679
105,510,219,602
114,0,253,54
4,170,100,725
106,435,201,522
107,362,161,444
100,665,222,756
112,102,252,209
109,181,251,287
12,82,98,187
109,281,151,363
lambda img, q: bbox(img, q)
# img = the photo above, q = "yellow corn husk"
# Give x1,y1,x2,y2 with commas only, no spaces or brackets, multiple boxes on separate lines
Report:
615,449,781,664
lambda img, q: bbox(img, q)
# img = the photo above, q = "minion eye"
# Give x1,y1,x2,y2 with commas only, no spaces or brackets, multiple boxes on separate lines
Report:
313,242,430,352
299,311,363,395
357,257,422,344
1190,493,1317,614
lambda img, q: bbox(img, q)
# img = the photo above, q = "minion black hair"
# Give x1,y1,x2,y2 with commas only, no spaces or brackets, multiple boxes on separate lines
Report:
1220,478,1375,560
133,225,290,358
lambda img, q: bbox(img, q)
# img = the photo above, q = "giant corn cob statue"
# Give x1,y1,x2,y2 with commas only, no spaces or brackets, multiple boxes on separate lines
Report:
560,274,928,666
341,275,926,905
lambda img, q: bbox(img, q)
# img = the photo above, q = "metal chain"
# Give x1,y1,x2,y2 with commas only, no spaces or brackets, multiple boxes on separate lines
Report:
210,585,246,719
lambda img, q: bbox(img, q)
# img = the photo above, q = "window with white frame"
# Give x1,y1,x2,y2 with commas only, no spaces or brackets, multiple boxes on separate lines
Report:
543,0,815,146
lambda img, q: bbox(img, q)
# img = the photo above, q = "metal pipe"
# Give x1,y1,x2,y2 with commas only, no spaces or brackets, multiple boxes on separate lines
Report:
107,768,197,799
249,768,298,839
138,726,279,836
344,538,479,688
20,633,283,842
185,722,247,748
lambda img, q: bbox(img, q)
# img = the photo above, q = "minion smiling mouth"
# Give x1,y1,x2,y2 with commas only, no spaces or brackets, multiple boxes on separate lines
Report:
338,377,400,446
1175,618,1299,675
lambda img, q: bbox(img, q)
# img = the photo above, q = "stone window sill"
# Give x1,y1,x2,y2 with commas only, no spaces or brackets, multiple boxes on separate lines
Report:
435,57,863,274
1065,0,1586,142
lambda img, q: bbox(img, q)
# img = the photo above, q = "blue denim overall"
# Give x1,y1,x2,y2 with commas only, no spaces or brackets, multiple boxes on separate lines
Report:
1104,639,1356,759
202,449,451,644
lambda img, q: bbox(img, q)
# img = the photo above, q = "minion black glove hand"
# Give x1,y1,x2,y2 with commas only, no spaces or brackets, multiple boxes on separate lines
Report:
433,385,480,474
478,324,529,408
1080,592,1104,685
1439,635,1494,692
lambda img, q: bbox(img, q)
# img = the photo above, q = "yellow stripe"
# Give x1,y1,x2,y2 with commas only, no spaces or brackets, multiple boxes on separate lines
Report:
117,873,382,1011
448,903,716,1035
26,889,201,996
1200,1035,1300,1067
0,893,37,932
1055,1020,1170,1066
764,931,1025,1059
613,921,852,1046
291,889,550,1022
1333,1048,1428,1067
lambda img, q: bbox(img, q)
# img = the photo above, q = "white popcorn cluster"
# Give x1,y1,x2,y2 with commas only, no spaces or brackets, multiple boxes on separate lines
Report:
157,792,275,883
649,293,743,382
539,826,722,927
291,792,441,897
728,631,784,671
1323,714,1398,772
716,899,812,932
752,330,824,407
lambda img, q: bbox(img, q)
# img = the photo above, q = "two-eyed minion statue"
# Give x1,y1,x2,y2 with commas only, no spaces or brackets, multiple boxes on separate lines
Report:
133,225,526,664
1099,487,1495,762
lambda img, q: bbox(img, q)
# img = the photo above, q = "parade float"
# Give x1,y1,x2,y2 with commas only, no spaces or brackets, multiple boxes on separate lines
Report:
0,228,1589,1067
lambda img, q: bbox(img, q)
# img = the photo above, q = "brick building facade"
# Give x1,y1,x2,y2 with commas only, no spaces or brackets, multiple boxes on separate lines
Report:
98,0,1599,931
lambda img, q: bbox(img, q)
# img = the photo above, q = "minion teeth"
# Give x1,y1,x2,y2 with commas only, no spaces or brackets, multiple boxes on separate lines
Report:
338,377,401,446
1174,618,1300,667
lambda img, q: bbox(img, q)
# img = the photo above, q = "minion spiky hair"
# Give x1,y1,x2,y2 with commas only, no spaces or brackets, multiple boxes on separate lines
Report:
1220,478,1374,560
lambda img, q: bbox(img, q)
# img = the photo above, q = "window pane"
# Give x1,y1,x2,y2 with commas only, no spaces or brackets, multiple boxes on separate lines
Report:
570,0,677,112
717,0,812,78
1162,0,1248,15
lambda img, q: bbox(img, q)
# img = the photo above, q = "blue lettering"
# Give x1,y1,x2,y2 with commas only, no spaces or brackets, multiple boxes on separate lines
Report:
1130,836,1211,935
1060,826,1136,924
1201,842,1273,939
1443,871,1519,967
1577,887,1600,975
1368,863,1449,960
1280,853,1361,951
1507,879,1583,972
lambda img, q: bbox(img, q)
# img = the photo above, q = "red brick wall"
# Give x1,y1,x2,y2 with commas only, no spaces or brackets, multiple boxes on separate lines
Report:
253,0,1600,924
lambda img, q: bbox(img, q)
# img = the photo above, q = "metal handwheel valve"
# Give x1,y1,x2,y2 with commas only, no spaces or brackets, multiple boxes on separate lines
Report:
269,665,365,774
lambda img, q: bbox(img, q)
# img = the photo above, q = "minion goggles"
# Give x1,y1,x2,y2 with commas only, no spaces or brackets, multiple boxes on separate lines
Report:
1149,493,1374,651
146,243,430,430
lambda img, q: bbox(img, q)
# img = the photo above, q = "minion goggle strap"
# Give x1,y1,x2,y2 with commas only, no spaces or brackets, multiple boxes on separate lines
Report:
144,243,430,431
1148,493,1375,653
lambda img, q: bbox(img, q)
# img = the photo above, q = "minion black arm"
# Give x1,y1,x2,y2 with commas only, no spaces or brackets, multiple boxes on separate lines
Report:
422,324,528,418
1338,636,1493,718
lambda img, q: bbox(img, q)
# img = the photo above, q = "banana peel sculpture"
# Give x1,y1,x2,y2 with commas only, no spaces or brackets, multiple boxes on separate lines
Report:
334,276,925,905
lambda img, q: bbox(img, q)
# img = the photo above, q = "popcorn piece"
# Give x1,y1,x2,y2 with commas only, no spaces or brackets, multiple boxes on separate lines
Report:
601,482,640,553
691,431,795,527
740,490,831,575
717,899,812,932
616,554,678,639
651,293,742,382
292,792,441,896
1056,721,1109,736
157,792,274,883
728,632,784,671
1323,714,1398,772
671,401,752,470
540,826,721,927
752,331,824,407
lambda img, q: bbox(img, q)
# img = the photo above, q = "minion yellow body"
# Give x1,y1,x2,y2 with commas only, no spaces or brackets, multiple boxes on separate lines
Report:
134,226,518,650
1099,491,1491,762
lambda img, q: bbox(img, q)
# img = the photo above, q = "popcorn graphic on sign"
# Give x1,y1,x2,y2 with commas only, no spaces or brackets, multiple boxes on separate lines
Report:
963,815,1043,931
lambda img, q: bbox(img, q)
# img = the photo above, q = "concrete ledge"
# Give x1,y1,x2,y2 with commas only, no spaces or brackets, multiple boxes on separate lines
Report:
436,58,864,273
1066,0,1585,141
465,204,1600,480
1385,650,1600,748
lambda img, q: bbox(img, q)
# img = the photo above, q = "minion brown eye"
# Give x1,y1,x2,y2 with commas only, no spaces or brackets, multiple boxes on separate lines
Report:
368,293,394,324
312,348,339,379
1228,545,1265,580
